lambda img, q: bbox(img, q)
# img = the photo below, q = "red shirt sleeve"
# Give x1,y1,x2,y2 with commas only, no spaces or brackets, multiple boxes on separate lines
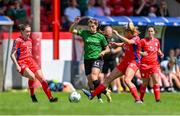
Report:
140,38,145,47
132,36,141,46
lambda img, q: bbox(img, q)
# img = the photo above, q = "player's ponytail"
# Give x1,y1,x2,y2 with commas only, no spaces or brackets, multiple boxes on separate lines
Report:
125,22,139,35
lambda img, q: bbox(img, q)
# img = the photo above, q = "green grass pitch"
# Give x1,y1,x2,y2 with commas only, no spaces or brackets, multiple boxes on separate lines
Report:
0,90,180,115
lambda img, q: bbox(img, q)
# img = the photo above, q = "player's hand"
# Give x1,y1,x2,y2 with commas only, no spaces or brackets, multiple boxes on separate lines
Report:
112,30,119,35
74,17,81,23
16,65,21,72
142,52,148,56
99,51,106,58
159,53,164,59
109,42,119,47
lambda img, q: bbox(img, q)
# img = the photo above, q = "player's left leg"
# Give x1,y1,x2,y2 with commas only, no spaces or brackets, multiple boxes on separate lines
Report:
28,79,38,102
139,78,149,102
151,73,161,102
82,67,123,100
91,67,104,103
124,64,142,103
34,70,58,102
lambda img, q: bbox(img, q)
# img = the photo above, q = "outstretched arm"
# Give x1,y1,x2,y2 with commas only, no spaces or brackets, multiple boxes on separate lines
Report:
113,30,135,44
69,17,81,34
109,42,124,47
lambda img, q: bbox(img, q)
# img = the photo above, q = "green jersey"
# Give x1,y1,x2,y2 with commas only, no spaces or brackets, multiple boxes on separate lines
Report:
77,30,108,60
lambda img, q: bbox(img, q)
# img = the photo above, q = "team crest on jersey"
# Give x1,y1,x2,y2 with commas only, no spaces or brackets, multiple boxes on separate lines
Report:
155,43,158,46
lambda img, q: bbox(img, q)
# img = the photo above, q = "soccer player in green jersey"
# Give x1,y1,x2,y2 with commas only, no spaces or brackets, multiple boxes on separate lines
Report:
70,17,111,103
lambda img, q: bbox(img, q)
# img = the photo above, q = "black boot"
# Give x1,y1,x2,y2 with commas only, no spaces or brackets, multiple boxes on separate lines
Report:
31,95,38,103
49,97,58,102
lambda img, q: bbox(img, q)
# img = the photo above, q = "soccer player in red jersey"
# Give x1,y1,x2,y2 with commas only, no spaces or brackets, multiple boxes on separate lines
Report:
83,22,142,103
139,27,164,102
10,24,58,102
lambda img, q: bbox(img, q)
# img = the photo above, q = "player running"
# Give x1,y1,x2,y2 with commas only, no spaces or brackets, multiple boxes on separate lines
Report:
69,17,111,103
82,22,142,103
10,24,58,103
139,26,164,102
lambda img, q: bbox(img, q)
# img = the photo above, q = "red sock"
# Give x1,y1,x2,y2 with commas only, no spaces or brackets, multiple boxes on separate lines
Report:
41,80,53,99
28,80,35,96
139,85,146,101
92,84,106,97
153,84,160,101
130,87,140,101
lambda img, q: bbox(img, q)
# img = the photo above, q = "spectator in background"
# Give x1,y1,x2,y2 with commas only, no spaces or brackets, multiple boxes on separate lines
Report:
40,6,49,31
134,0,159,16
166,48,176,60
159,0,169,17
40,0,52,31
63,0,81,31
107,0,133,16
161,57,180,91
0,0,7,15
148,6,158,17
6,0,27,31
175,48,180,67
77,0,88,16
85,0,98,17
96,0,111,16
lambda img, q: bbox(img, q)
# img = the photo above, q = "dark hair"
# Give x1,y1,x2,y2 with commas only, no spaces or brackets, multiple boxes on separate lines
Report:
18,24,30,31
147,26,156,31
88,19,99,26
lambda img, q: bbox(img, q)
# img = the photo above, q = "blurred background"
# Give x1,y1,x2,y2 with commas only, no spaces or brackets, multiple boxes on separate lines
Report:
0,0,180,94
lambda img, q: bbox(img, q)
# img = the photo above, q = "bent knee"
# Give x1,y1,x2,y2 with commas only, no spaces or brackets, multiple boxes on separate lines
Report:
124,78,131,84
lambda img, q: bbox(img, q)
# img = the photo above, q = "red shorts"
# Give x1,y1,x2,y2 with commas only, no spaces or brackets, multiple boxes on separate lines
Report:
18,58,40,75
116,60,139,74
140,64,160,78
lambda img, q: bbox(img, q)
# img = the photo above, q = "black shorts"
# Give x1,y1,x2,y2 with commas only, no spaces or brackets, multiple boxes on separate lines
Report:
84,58,104,76
102,60,117,74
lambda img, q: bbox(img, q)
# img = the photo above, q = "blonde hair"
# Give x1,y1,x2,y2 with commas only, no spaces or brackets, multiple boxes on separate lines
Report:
124,22,139,35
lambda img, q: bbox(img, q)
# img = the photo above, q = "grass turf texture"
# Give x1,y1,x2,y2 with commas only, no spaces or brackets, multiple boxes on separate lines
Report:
0,90,180,115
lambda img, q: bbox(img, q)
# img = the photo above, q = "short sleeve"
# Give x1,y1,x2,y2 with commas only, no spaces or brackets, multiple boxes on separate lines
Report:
101,35,108,48
12,39,20,52
132,36,139,45
140,39,145,47
77,30,86,38
132,36,140,45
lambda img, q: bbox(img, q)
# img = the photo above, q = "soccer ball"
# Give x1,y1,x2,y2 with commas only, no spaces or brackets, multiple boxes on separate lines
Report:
69,91,81,103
